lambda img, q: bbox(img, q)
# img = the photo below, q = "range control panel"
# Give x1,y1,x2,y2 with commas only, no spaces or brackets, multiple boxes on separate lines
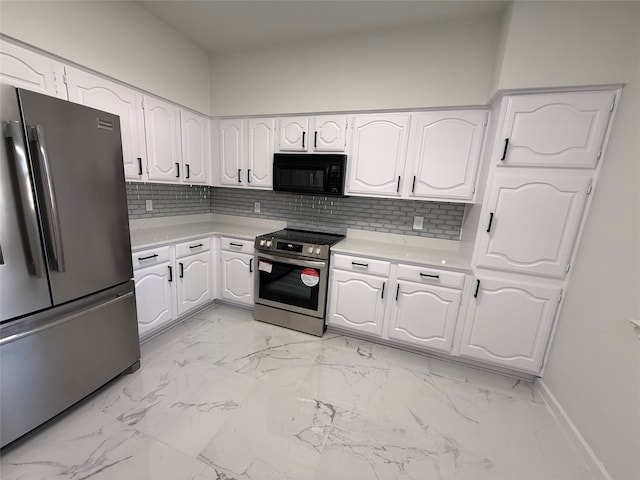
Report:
254,236,330,260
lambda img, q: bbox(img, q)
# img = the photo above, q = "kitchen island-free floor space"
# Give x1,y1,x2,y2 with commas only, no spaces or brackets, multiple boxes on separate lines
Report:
0,304,595,480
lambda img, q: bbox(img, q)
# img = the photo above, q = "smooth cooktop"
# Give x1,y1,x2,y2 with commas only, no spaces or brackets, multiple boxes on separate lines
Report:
261,229,344,246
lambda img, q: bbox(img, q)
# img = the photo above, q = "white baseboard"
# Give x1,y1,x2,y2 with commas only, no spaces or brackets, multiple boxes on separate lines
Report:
536,379,612,480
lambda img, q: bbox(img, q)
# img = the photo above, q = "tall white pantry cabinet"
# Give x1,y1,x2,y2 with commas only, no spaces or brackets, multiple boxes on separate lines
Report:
460,89,619,374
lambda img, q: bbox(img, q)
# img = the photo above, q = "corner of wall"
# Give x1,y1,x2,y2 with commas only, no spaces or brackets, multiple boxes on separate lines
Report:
487,1,514,101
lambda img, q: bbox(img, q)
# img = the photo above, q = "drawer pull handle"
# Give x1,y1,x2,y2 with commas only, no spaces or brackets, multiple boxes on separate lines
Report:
230,242,243,248
420,273,440,279
500,138,509,161
351,262,369,268
138,254,158,261
381,282,385,299
474,279,480,298
395,284,400,301
189,243,204,249
168,265,173,282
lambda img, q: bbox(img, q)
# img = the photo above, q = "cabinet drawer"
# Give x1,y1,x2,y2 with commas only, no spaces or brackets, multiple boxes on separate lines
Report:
332,254,390,277
220,236,255,254
175,237,211,259
395,264,465,289
132,245,171,270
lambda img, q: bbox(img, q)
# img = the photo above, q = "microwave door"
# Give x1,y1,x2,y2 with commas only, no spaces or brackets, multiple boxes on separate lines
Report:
276,165,326,193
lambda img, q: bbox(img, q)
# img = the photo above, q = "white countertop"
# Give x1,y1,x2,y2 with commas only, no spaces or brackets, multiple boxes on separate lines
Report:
129,214,285,251
332,229,473,272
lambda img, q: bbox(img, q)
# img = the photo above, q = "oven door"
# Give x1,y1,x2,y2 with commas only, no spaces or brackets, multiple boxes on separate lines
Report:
254,252,328,318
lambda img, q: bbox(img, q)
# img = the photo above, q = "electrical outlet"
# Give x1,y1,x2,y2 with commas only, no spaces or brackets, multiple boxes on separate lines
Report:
145,199,153,211
254,201,260,213
413,216,424,230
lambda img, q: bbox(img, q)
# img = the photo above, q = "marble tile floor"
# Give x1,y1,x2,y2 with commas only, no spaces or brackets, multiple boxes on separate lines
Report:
0,304,596,480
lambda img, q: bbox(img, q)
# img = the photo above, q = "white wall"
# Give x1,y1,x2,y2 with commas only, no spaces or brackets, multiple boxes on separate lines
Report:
0,1,210,114
496,1,640,91
209,16,500,116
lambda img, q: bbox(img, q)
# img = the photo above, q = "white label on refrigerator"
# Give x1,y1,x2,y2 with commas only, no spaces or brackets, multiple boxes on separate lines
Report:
259,261,273,273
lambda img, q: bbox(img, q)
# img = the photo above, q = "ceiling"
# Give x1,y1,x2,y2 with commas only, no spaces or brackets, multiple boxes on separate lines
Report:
137,1,508,54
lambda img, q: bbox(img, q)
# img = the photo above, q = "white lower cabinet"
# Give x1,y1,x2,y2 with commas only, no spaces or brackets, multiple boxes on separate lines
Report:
459,275,561,373
327,269,388,336
219,237,255,306
327,254,465,354
386,280,461,353
176,248,212,316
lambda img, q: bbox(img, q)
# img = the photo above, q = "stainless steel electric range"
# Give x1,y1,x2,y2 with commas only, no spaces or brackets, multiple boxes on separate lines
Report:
253,229,344,336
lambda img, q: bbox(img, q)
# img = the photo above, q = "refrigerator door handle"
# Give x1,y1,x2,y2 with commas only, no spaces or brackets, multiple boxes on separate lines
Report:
29,125,65,272
4,121,45,277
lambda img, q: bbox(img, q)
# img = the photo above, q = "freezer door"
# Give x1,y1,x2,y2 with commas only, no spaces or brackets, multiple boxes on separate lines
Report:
0,84,51,322
19,89,133,305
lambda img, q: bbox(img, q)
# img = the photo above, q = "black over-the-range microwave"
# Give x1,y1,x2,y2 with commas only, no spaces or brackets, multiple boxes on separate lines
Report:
272,153,347,196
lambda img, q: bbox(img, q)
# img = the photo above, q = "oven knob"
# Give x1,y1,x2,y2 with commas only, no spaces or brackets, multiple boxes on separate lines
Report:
307,246,314,254
315,247,321,255
266,240,272,247
259,239,266,246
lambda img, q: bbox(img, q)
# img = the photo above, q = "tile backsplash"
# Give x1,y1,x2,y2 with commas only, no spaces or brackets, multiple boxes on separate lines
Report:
126,183,465,240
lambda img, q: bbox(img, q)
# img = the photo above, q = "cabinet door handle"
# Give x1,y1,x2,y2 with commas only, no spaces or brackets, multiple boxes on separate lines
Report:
179,262,184,278
395,284,400,301
189,243,203,249
249,258,253,273
230,242,243,248
238,168,241,183
138,254,158,262
186,164,190,179
500,138,509,161
168,265,173,282
137,157,143,176
302,131,306,149
412,175,416,193
351,261,368,268
381,281,385,299
486,212,494,233
474,279,480,298
175,162,180,177
397,176,401,193
314,131,318,148
247,169,251,183
420,273,440,279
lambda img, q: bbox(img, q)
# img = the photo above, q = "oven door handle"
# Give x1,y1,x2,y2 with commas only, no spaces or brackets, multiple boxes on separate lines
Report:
256,252,326,269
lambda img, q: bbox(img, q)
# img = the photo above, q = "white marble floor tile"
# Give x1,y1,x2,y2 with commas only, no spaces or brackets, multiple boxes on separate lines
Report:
1,304,597,480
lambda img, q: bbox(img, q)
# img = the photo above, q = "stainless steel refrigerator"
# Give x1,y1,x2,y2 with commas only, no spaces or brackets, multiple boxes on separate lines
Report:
0,84,140,448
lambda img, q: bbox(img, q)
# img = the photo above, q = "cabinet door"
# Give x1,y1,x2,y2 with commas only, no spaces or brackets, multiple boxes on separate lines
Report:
144,95,182,182
0,40,66,99
247,118,275,188
220,251,254,305
476,170,591,278
327,269,387,336
134,263,174,338
219,118,244,186
180,110,210,184
386,280,460,353
278,116,309,152
459,276,561,374
498,91,615,169
65,67,147,181
176,252,212,316
312,115,348,152
347,114,410,197
407,110,486,200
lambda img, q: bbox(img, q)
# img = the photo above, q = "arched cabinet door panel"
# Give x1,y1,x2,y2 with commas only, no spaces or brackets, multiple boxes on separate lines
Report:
144,95,182,182
220,251,254,306
134,263,174,337
176,252,211,315
180,110,209,184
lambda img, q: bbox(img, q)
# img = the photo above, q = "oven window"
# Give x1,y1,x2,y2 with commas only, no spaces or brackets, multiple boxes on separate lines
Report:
258,260,320,311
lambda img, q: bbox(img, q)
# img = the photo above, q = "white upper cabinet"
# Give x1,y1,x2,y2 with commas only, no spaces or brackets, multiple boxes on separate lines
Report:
277,115,348,152
459,275,561,374
497,91,615,169
218,118,245,186
313,115,348,152
386,280,461,353
180,109,209,184
144,95,182,182
476,170,592,278
347,113,411,197
0,39,66,99
405,110,487,201
278,116,309,151
65,67,147,181
246,118,275,187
